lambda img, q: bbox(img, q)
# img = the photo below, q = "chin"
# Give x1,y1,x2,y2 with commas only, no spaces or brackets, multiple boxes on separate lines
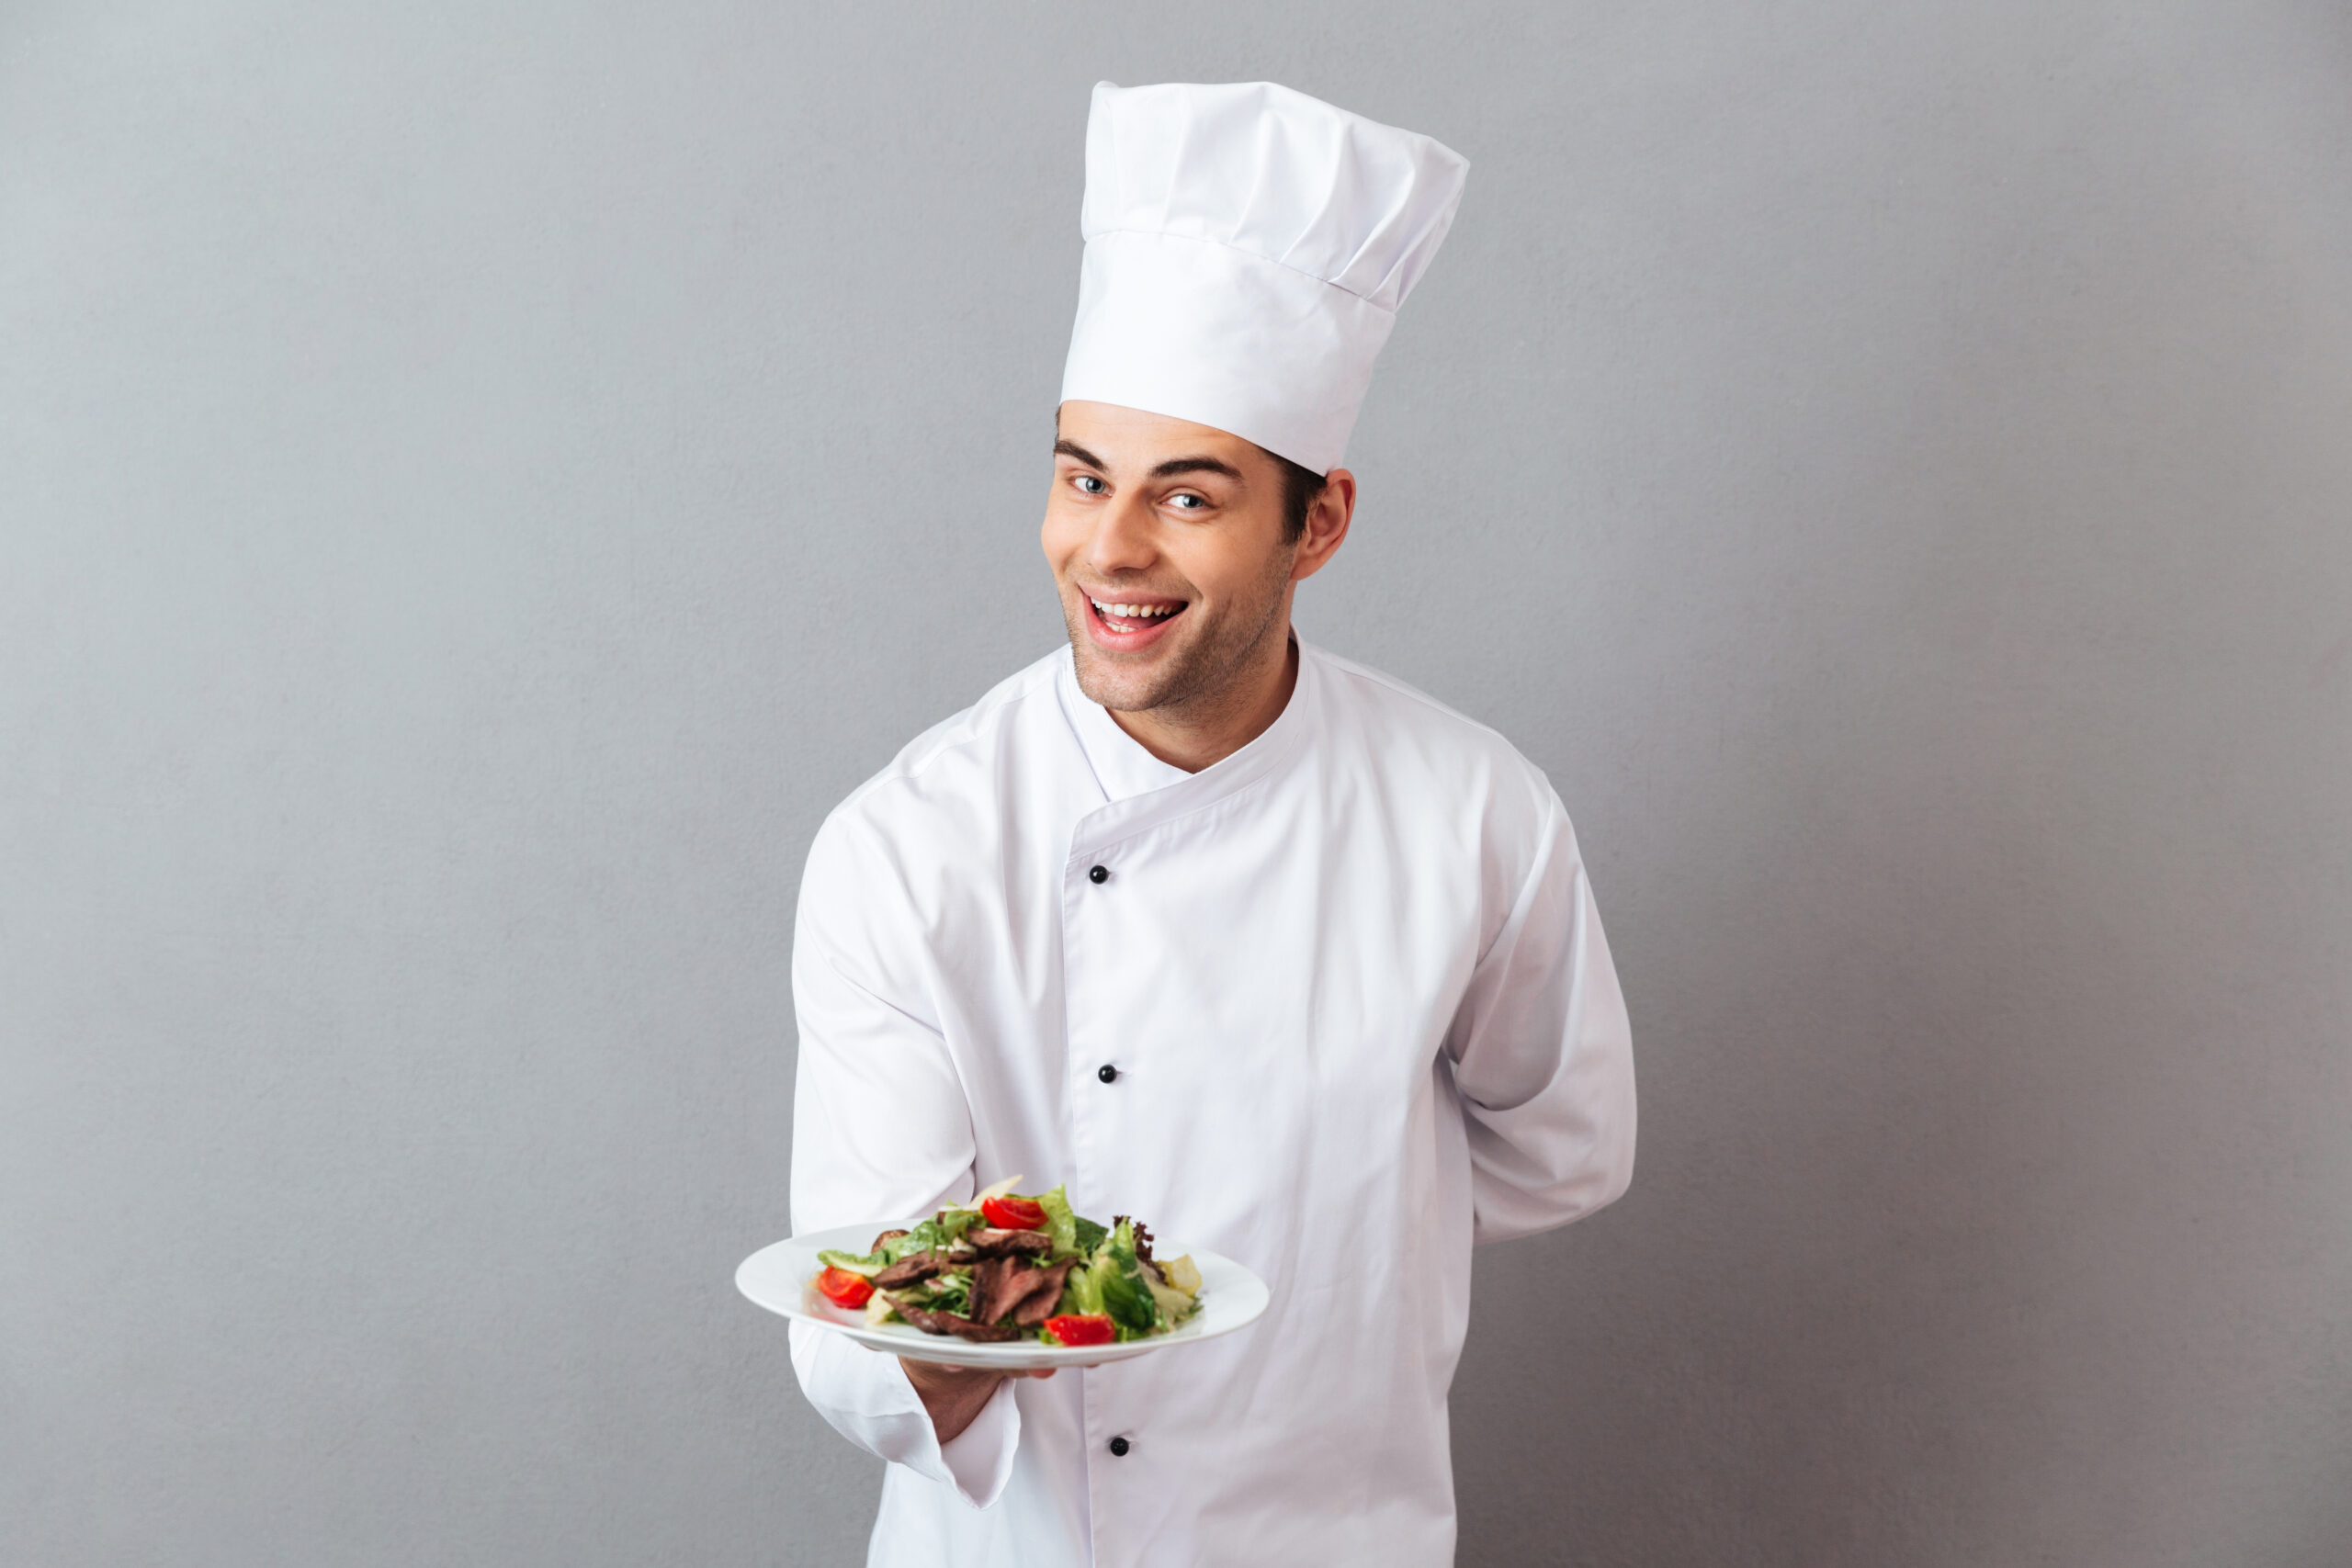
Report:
1069,647,1166,713
1062,623,1188,710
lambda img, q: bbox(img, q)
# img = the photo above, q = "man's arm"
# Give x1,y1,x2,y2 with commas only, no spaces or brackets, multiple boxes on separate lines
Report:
786,813,1027,1503
1445,792,1637,1242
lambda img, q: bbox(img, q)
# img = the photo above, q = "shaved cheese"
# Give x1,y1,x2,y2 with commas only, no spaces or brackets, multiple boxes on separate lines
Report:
954,1174,1025,1210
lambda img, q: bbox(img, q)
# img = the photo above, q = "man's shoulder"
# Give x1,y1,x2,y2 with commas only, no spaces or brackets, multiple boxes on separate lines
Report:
816,647,1068,849
1306,645,1575,900
1307,642,1555,799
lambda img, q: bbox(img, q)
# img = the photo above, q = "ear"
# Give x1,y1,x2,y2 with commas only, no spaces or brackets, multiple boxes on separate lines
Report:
1289,468,1356,584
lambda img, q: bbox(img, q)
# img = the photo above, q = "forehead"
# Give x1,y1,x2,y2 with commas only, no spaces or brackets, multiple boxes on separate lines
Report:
1056,400,1258,469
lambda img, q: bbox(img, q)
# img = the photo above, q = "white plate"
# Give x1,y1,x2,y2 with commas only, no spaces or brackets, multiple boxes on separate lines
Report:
736,1221,1272,1371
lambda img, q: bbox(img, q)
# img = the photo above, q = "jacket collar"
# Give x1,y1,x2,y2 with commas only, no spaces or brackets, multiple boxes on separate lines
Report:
1053,634,1321,859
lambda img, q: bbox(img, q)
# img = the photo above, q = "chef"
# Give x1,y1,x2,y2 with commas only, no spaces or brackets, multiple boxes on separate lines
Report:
788,80,1636,1565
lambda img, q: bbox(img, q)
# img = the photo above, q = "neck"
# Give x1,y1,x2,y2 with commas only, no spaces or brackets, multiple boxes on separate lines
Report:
1108,615,1299,773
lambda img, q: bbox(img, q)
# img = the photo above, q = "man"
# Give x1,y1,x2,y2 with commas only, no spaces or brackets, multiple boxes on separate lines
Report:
789,81,1635,1565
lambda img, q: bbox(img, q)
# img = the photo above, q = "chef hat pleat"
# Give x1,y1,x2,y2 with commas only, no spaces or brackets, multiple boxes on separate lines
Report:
1058,82,1469,475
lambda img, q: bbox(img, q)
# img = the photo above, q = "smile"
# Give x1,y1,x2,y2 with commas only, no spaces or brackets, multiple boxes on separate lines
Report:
1083,592,1189,648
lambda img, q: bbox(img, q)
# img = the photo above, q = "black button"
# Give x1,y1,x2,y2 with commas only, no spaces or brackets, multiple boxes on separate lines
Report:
1098,1064,1119,1084
1108,1436,1131,1457
1088,864,1109,885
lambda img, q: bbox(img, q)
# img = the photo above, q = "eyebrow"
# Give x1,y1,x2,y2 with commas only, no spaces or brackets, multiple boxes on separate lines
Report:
1052,438,1245,485
1148,455,1243,481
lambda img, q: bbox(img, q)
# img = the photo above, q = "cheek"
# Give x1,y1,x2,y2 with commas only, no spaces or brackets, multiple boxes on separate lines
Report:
1039,506,1081,575
1170,531,1275,606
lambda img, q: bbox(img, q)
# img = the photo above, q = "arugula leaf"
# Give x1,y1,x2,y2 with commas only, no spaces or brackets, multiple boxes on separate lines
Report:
919,1272,972,1315
880,1207,984,1264
1071,1214,1109,1255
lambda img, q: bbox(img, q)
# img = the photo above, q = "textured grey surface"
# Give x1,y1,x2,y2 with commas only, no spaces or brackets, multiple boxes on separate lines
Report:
6,3,2351,1564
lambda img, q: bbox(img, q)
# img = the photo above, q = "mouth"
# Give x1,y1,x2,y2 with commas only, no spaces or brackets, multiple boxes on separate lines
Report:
1081,591,1190,651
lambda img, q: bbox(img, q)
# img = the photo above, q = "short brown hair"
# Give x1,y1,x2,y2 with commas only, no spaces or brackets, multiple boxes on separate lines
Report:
1268,448,1328,545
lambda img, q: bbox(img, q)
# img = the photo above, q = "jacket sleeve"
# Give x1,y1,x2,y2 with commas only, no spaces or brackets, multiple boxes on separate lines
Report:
786,811,1021,1507
1444,790,1638,1244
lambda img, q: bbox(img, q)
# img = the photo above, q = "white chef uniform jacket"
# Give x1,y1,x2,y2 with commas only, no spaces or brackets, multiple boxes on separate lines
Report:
789,637,1635,1567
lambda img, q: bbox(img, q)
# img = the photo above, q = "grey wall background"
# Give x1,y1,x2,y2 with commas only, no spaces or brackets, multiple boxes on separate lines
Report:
6,3,2349,1563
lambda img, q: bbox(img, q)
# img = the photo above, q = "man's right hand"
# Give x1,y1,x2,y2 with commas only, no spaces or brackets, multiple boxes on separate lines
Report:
899,1358,1057,1444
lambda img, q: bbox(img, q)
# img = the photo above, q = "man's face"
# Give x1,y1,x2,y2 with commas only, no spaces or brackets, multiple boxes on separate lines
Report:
1042,400,1302,715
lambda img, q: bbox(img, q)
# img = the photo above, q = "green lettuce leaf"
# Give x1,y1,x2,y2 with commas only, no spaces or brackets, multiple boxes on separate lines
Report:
816,1248,883,1276
1057,1257,1106,1318
1035,1185,1109,1260
1036,1186,1080,1256
1097,1220,1162,1338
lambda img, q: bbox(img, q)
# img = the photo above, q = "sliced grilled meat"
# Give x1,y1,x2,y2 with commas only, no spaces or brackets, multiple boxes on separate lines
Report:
870,1228,910,1254
966,1227,1054,1258
968,1257,1025,1326
967,1256,1074,1325
888,1295,1023,1342
872,1251,945,1290
1009,1260,1077,1327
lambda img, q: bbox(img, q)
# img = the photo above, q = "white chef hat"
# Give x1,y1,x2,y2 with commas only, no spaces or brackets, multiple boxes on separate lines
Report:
1058,81,1470,476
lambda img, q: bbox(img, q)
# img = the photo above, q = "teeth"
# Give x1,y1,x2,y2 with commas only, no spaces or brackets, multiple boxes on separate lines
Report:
1093,599,1176,620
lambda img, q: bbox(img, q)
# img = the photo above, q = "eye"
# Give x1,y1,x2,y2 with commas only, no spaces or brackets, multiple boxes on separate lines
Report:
1167,491,1208,512
1073,474,1108,496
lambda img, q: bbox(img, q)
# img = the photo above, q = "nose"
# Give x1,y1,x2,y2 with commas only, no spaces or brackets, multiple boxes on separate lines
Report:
1086,489,1159,578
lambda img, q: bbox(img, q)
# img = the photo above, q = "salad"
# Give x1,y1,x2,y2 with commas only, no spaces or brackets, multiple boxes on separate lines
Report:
808,1179,1203,1348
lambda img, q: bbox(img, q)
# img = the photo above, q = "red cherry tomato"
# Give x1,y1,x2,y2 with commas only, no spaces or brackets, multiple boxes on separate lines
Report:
980,1194,1049,1231
1043,1313,1115,1348
816,1266,876,1309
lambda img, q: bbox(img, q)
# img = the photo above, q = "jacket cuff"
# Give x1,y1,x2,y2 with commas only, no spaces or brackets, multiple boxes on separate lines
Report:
788,1323,1022,1508
933,1375,1021,1506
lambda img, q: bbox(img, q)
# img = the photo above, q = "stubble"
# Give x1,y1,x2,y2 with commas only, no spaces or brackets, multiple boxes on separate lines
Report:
1062,543,1295,726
